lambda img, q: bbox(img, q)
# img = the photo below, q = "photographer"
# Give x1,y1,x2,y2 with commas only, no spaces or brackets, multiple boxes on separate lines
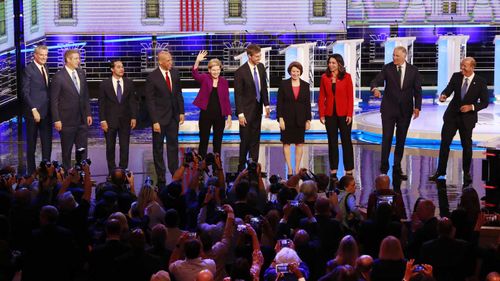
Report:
366,174,406,220
264,244,309,281
226,224,264,281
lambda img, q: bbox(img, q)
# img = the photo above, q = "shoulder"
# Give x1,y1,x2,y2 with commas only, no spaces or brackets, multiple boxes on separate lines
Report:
473,74,486,84
300,79,310,88
320,73,329,80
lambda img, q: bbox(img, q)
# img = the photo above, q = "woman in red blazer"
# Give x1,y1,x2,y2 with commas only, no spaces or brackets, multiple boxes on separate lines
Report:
192,50,232,157
318,54,354,180
277,62,312,176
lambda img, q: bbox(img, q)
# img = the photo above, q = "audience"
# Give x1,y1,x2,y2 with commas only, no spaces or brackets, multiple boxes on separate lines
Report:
0,157,496,281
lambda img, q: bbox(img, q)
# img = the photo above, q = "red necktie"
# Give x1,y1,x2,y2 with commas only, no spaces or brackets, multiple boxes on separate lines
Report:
166,72,172,92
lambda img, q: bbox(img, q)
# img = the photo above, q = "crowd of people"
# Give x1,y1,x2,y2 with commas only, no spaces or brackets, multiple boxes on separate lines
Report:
0,152,499,281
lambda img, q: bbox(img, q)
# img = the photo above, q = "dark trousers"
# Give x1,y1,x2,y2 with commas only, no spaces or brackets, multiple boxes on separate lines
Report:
437,117,473,174
198,110,225,158
59,124,88,170
104,119,131,174
380,113,411,173
325,114,354,171
238,114,262,171
152,121,179,183
26,117,52,174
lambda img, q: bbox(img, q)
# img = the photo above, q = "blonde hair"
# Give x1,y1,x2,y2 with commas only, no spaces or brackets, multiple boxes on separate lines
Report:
207,58,222,70
137,184,157,217
379,236,404,260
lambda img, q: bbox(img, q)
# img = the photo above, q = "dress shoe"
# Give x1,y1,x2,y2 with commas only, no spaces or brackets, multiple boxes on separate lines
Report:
393,169,408,181
429,172,445,181
463,172,472,185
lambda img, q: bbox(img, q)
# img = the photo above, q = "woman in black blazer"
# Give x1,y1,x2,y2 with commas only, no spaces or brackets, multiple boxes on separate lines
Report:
276,62,312,177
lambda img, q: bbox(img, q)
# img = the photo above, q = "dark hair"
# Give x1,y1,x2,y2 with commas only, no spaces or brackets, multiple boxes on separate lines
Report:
246,44,261,56
230,257,252,281
109,59,122,69
235,180,250,201
287,61,303,75
184,239,201,259
164,209,179,227
338,175,355,190
326,54,346,80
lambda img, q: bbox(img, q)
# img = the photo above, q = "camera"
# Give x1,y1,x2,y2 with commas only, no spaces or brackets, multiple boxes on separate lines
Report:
269,174,282,185
288,200,300,207
275,263,289,273
237,224,247,232
187,232,197,239
301,170,316,181
75,148,91,172
184,148,201,164
246,158,258,174
376,195,394,207
413,264,425,272
279,239,292,248
145,176,154,186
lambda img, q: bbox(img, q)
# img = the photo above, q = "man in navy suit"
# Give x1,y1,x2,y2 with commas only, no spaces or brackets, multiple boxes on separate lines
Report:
234,44,270,171
22,45,52,174
99,60,138,174
51,49,92,169
429,57,489,185
145,51,184,185
370,46,422,180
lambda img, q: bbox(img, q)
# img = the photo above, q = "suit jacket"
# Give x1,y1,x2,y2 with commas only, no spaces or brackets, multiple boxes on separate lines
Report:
145,68,184,126
420,237,474,281
370,62,422,117
50,67,91,127
318,72,354,117
234,62,269,123
441,72,489,128
276,78,312,127
98,77,138,128
191,67,232,116
22,62,50,119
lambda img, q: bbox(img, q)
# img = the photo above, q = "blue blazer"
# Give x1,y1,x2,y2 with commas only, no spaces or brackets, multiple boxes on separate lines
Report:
50,67,91,127
22,62,50,119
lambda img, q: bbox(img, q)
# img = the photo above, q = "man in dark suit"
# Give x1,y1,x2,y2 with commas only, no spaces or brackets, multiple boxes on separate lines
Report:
429,57,489,185
22,45,52,175
51,49,92,169
234,44,270,171
370,46,422,180
99,60,138,174
145,51,184,185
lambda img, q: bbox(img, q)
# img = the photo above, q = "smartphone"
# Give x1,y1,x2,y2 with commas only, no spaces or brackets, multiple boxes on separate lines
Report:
188,232,197,239
275,263,289,273
413,264,425,272
237,224,247,232
289,200,300,207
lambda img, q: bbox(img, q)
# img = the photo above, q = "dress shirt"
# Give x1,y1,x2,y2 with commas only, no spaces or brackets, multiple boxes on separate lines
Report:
65,66,80,90
238,61,269,119
159,67,172,90
112,76,124,95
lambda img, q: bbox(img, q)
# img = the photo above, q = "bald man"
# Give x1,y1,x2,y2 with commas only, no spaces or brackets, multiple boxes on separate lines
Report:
429,57,489,186
195,269,214,281
145,51,185,185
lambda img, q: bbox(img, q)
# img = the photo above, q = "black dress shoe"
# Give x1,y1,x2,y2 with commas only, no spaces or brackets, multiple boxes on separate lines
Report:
463,172,472,185
393,170,408,180
429,172,445,181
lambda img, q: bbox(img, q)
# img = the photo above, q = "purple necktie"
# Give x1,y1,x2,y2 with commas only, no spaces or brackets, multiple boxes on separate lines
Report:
253,66,260,103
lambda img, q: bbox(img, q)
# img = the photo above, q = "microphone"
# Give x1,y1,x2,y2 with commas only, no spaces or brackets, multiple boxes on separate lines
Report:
451,16,454,27
293,23,298,35
244,29,249,34
341,20,346,38
433,24,436,36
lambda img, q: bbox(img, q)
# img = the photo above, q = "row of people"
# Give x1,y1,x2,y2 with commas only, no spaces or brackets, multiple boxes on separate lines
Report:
22,44,488,186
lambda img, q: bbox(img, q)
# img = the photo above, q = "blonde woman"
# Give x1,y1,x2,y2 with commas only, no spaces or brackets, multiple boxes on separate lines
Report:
129,183,165,229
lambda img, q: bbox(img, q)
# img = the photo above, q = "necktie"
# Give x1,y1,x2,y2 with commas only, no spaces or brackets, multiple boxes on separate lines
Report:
253,66,260,102
116,80,122,103
41,66,47,87
461,77,469,99
397,65,402,88
166,72,172,92
72,70,80,94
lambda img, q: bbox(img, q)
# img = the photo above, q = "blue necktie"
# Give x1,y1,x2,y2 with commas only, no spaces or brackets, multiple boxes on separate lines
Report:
253,66,260,103
72,71,80,94
116,80,122,103
461,77,468,99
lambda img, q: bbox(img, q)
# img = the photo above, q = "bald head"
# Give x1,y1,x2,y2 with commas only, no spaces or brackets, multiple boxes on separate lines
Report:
486,272,500,281
416,199,436,221
196,269,214,281
150,270,170,281
294,229,310,246
158,51,173,71
375,174,390,191
356,255,373,274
